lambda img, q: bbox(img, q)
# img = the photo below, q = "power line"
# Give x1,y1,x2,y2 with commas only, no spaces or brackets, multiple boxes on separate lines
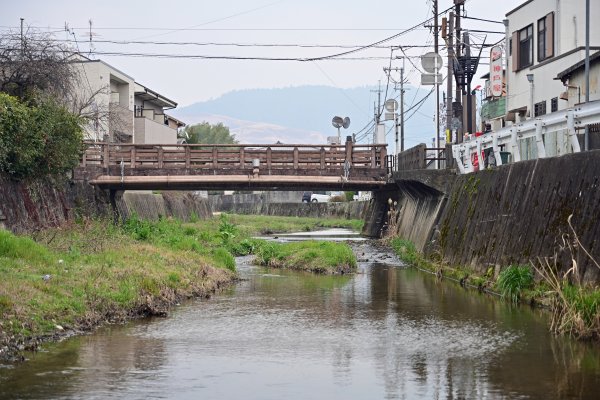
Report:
11,36,438,50
303,4,454,62
0,25,431,32
462,16,504,24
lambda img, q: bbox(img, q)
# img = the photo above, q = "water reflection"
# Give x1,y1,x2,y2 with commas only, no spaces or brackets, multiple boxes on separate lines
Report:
1,243,599,399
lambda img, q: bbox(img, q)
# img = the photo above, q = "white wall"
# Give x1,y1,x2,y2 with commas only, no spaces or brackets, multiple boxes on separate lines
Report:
506,0,599,117
134,117,177,144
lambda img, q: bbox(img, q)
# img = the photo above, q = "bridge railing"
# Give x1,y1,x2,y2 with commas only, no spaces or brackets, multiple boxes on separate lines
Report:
80,142,388,171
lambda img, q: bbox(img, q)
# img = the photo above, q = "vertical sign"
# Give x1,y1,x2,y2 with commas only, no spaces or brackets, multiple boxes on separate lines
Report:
490,46,503,97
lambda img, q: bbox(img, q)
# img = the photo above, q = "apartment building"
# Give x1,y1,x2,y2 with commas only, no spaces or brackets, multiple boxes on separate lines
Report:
71,55,184,144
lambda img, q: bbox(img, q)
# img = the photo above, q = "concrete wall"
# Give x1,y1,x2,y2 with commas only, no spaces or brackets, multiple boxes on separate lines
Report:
209,191,305,209
365,150,600,283
0,177,212,233
0,177,110,233
134,117,178,144
216,201,368,220
115,191,211,221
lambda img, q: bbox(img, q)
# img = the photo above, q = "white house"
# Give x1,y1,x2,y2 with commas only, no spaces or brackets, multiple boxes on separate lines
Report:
71,55,184,144
505,0,599,157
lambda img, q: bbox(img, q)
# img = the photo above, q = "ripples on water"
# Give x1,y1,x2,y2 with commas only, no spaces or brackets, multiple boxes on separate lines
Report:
1,242,599,399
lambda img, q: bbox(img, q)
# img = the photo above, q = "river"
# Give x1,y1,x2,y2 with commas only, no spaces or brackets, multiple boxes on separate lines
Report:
1,234,599,399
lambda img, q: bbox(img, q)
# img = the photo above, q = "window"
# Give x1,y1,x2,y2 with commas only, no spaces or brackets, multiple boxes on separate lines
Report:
512,25,534,71
551,97,558,112
519,25,534,69
538,13,554,62
534,101,546,117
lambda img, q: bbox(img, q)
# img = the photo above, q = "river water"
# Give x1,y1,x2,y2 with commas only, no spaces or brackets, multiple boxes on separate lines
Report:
1,236,599,399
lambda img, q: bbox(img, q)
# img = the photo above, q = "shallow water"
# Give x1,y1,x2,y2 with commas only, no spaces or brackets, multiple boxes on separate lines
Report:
1,239,599,399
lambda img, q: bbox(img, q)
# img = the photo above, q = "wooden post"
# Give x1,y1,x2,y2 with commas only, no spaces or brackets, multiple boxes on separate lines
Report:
212,147,218,168
371,146,376,168
267,147,272,170
320,147,325,169
293,147,299,169
185,146,190,169
82,147,87,167
379,145,387,168
240,147,245,168
130,146,136,169
345,138,353,167
158,147,164,169
103,143,109,169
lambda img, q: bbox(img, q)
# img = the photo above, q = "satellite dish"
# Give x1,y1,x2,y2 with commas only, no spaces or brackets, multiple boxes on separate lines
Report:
384,99,398,112
332,116,343,128
343,117,351,129
421,52,443,73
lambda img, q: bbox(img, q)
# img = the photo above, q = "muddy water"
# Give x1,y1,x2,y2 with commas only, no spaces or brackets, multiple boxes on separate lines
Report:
1,238,600,399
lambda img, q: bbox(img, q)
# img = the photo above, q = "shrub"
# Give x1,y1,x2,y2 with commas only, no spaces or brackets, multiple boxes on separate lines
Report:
329,195,347,202
496,265,534,303
0,93,83,179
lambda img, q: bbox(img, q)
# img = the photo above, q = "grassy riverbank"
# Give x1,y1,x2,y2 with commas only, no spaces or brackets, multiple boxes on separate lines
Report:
390,237,600,341
0,213,360,360
254,241,356,274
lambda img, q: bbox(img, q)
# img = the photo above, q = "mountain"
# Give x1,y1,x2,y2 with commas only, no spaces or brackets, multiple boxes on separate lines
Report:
172,85,436,149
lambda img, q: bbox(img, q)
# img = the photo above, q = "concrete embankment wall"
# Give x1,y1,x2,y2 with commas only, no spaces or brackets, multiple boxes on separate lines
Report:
437,151,600,282
208,191,304,210
364,150,600,283
0,177,109,233
0,176,212,232
214,200,368,220
115,191,212,221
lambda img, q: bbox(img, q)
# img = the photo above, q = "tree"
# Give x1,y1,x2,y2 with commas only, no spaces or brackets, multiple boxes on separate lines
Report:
0,28,125,142
0,29,76,102
0,29,85,179
182,122,237,145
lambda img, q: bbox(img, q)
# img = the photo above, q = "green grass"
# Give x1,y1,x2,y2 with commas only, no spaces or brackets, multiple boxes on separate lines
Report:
225,214,364,235
0,213,361,349
254,240,356,274
496,265,534,303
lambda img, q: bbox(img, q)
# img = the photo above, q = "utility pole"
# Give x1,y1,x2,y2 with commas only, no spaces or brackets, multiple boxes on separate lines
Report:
20,18,24,57
434,0,440,168
370,81,382,123
584,0,590,151
464,31,473,136
400,66,405,152
445,12,454,144
454,1,463,143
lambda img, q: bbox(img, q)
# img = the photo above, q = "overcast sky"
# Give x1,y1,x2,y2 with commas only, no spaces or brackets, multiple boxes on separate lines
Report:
2,0,524,107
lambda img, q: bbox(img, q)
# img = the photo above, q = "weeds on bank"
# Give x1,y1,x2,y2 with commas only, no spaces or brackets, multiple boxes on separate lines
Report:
530,215,600,340
226,214,364,235
389,213,600,341
497,265,534,303
254,240,356,274
0,213,360,343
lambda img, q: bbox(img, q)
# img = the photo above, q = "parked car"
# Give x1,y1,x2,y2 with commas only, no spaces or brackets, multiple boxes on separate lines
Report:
310,192,331,202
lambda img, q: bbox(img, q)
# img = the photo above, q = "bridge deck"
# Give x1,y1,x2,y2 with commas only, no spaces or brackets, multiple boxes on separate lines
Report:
78,142,388,190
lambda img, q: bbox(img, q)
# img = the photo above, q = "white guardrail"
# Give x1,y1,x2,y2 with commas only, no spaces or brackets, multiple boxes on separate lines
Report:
452,100,600,174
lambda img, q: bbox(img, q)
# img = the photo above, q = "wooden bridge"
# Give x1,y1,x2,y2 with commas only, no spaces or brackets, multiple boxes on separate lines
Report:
76,141,389,191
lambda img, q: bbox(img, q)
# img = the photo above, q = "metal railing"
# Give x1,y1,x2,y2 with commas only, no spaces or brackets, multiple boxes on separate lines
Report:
452,100,600,174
